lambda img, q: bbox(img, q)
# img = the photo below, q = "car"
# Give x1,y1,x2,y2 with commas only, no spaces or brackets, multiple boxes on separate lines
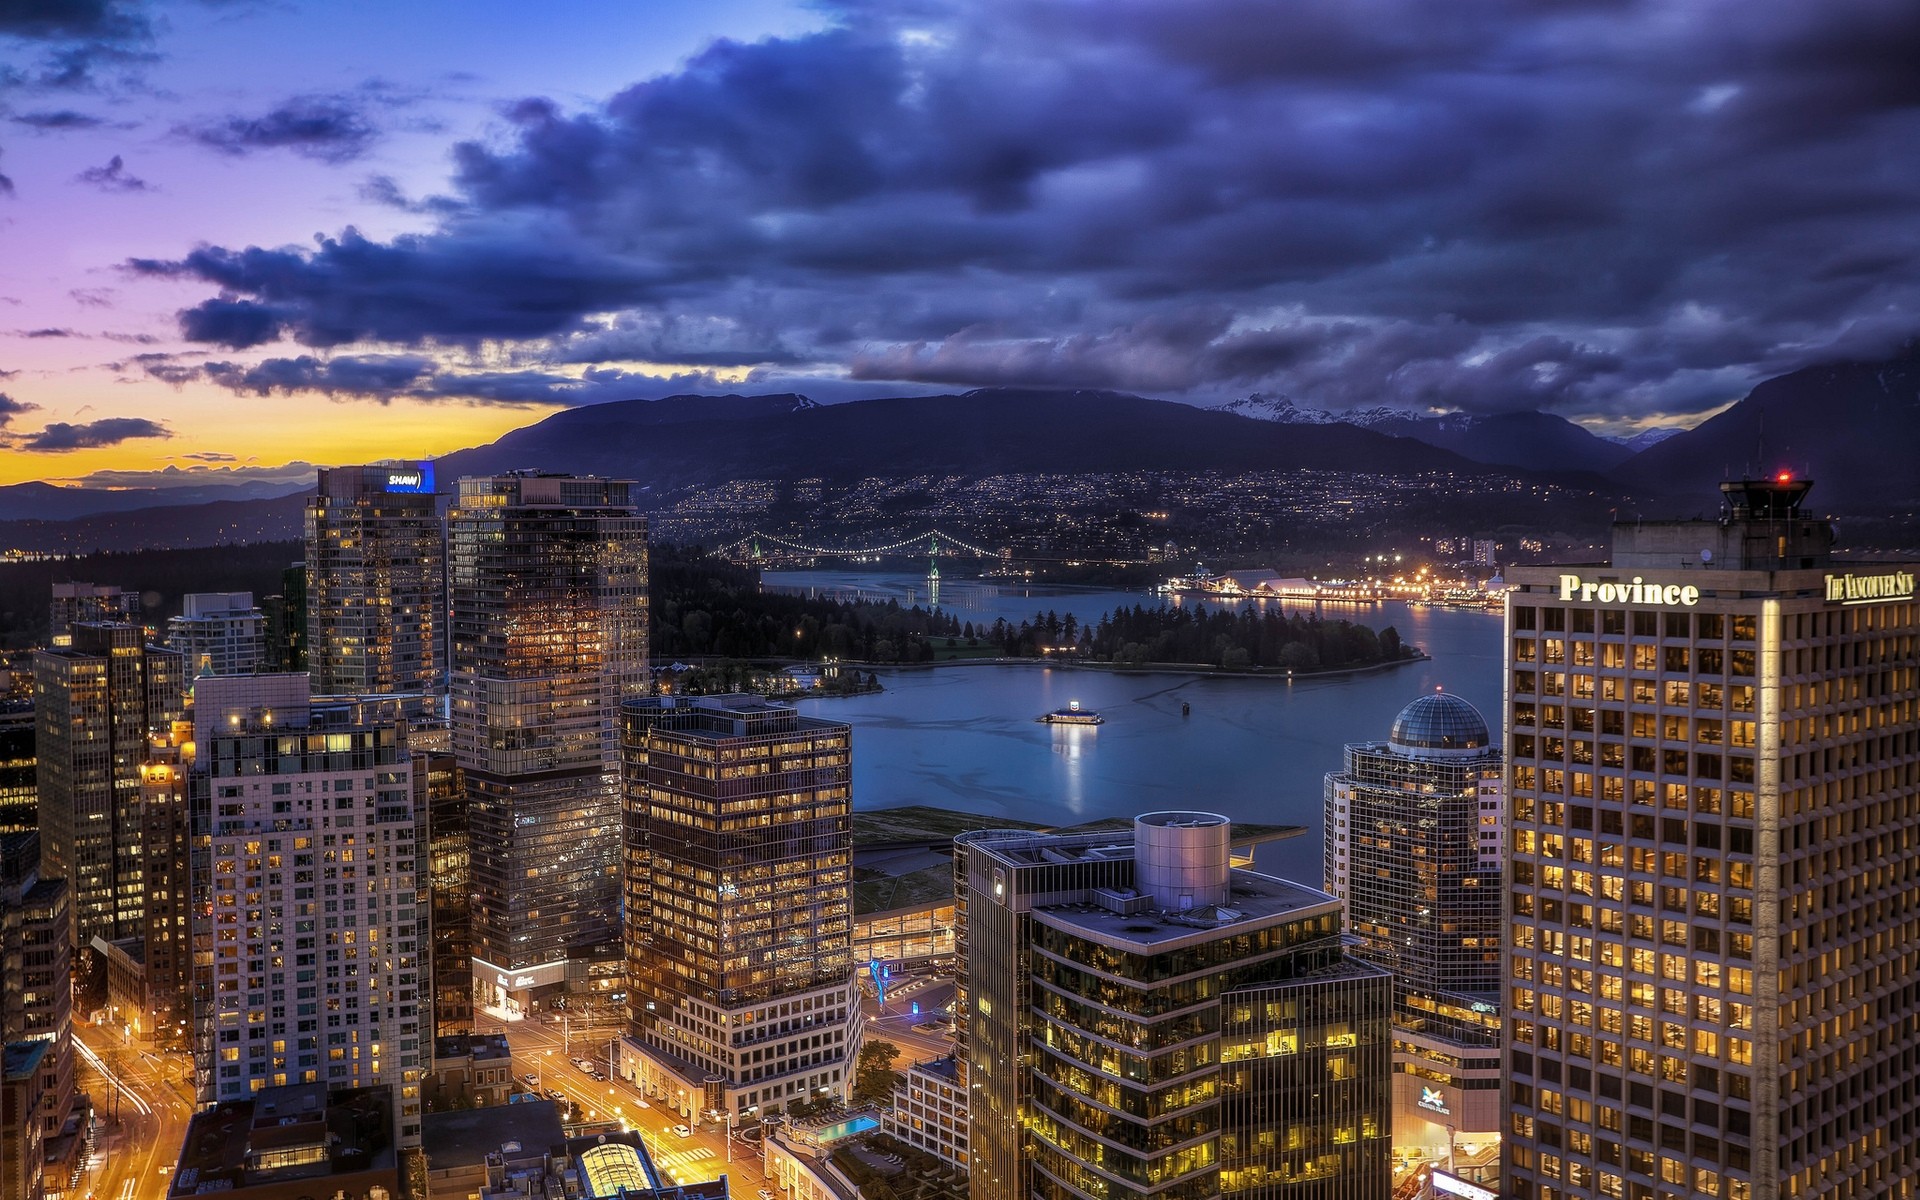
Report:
673,1124,693,1138
545,1089,565,1101
758,1190,775,1200
637,1099,650,1109
523,1072,539,1085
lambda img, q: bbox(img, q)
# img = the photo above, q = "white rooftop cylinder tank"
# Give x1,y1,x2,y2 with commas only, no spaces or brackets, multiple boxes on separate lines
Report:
1133,811,1231,911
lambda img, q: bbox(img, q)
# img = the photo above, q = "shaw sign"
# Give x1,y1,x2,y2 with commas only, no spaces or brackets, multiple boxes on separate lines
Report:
1559,574,1700,608
1825,571,1916,606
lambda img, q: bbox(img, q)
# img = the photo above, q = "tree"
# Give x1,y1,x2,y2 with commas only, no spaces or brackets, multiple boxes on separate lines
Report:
854,1039,903,1105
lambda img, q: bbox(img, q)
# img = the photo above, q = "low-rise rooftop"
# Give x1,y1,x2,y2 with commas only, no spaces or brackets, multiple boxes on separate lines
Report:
1034,867,1339,950
170,1084,393,1198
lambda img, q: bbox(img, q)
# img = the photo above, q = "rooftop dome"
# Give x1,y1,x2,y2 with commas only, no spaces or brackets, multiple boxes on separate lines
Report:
1389,689,1491,755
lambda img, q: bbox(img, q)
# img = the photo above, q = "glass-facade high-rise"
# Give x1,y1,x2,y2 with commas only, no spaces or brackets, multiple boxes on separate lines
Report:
450,473,648,1013
32,623,184,974
618,694,860,1120
1324,690,1504,1157
961,814,1394,1200
306,463,444,697
1502,477,1920,1200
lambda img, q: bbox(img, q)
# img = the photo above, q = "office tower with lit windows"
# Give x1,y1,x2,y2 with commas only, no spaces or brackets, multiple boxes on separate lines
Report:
48,582,139,645
450,473,648,1014
188,674,425,1146
136,721,194,1041
960,813,1393,1200
0,831,77,1197
617,695,859,1121
1324,689,1504,1158
0,703,32,835
1502,477,1920,1200
32,624,184,975
167,591,267,688
306,463,444,697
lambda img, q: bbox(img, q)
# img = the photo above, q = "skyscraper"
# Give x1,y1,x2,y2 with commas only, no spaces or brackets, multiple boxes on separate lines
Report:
137,721,194,1043
0,831,77,1198
47,582,138,645
1324,690,1504,1156
306,463,444,697
32,623,184,972
0,703,33,836
188,675,425,1145
450,473,648,1014
960,813,1394,1200
618,694,859,1120
167,592,266,690
1502,477,1920,1200
417,740,470,1039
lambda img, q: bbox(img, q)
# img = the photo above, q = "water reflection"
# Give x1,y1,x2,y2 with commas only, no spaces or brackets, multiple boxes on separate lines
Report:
781,571,1503,883
1049,722,1092,815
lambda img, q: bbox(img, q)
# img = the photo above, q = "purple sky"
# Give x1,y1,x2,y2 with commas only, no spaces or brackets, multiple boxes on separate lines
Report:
1,0,1916,488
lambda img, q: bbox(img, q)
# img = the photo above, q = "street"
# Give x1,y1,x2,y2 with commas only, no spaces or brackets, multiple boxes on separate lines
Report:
862,974,958,1067
488,1016,780,1195
72,1027,195,1200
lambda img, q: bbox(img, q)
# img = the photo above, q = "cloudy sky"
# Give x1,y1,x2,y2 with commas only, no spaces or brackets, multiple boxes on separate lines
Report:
0,0,1914,489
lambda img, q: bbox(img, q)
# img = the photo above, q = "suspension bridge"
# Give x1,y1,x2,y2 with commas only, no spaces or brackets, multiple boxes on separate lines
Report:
712,528,1006,563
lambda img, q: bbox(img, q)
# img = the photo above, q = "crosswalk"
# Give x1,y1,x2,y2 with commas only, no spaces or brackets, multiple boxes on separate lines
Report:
650,1144,718,1184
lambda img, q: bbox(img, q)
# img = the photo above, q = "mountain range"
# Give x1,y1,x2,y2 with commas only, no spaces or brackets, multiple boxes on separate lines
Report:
1216,394,1670,475
430,387,1506,488
1211,348,1918,512
1,345,1913,551
0,478,309,524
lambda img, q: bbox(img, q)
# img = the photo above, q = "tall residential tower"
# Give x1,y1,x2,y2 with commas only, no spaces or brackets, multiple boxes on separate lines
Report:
1502,477,1920,1200
450,473,648,1013
32,623,184,972
188,675,425,1144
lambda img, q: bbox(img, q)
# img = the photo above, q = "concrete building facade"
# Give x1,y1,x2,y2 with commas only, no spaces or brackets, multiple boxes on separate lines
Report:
618,694,860,1120
167,592,267,691
1502,477,1920,1200
188,675,425,1146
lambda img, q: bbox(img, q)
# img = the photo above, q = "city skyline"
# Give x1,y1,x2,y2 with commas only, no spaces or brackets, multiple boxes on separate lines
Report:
3,1,1918,489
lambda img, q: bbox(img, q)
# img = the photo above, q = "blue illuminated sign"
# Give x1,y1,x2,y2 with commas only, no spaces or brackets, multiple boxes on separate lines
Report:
383,462,435,493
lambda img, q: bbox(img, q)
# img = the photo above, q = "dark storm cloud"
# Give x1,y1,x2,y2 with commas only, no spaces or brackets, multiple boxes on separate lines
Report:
19,415,169,450
0,392,38,426
9,108,106,129
0,0,143,39
185,354,728,407
74,152,148,190
178,95,380,163
132,229,659,348
200,354,436,397
132,0,1920,421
